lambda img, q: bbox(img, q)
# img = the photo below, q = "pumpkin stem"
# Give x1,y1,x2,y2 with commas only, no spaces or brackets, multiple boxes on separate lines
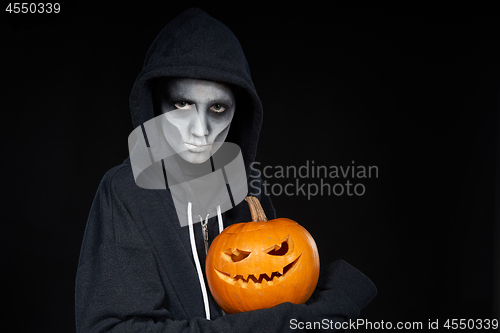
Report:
245,196,268,222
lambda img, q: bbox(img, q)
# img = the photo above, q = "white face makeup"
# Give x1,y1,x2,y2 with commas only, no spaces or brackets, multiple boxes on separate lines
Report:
158,78,235,164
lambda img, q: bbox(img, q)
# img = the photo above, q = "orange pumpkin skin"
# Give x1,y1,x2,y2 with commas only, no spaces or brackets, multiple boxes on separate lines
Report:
206,217,320,314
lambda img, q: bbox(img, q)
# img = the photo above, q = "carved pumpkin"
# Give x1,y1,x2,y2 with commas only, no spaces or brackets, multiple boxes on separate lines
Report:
206,196,320,314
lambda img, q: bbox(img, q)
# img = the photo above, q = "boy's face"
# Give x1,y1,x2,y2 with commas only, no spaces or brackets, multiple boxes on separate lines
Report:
158,78,235,164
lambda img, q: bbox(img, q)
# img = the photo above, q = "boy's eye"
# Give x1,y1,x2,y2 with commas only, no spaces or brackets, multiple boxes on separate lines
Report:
210,104,226,113
174,101,191,109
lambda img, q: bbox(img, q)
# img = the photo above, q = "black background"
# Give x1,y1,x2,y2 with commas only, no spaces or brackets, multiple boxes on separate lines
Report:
2,1,499,332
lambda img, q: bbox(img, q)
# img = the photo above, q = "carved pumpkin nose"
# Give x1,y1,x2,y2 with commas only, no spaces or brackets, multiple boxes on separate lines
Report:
206,196,320,314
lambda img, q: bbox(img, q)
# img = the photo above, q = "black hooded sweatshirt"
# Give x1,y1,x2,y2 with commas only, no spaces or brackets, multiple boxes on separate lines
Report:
75,8,377,332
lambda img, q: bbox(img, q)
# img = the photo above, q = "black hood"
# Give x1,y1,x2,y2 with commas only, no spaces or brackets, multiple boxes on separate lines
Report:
129,8,263,176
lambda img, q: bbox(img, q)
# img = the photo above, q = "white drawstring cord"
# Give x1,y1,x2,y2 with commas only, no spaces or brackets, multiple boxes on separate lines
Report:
187,202,211,320
217,205,224,234
215,205,226,316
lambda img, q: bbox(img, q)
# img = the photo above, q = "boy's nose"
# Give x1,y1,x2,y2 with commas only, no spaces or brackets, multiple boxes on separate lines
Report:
191,108,209,137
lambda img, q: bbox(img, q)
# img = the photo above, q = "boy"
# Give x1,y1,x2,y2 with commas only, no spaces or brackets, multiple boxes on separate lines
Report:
75,8,376,332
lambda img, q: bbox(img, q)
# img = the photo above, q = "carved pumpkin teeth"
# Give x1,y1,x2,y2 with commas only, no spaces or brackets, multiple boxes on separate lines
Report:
247,276,256,286
261,273,271,282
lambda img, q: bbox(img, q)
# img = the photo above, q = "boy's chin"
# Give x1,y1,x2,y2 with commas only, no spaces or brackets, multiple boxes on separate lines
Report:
178,150,211,164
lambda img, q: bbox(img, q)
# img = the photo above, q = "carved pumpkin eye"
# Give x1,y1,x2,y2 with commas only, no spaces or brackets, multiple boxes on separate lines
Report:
223,248,251,262
265,237,289,256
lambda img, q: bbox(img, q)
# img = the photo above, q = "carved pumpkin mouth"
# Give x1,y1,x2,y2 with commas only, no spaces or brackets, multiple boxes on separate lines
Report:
214,254,302,288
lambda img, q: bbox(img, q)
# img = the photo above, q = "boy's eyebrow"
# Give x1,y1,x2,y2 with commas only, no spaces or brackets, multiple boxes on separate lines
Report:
165,92,233,105
164,90,186,100
207,97,234,105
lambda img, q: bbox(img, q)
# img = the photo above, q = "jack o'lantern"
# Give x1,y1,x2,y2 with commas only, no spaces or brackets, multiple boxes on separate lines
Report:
206,196,320,314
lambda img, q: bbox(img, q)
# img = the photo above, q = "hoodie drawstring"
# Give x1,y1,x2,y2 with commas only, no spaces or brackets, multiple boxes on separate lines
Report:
187,202,224,320
217,205,224,234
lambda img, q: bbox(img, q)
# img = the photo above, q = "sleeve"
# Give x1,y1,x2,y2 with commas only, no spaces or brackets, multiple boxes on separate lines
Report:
75,171,376,333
